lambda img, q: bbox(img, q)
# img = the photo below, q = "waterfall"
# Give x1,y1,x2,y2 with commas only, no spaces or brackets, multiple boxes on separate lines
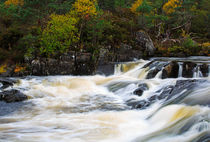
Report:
155,69,163,79
193,64,203,78
178,62,183,77
114,64,122,75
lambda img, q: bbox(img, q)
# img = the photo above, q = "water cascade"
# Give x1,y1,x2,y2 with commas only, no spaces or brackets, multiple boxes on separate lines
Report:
0,57,210,142
178,62,183,77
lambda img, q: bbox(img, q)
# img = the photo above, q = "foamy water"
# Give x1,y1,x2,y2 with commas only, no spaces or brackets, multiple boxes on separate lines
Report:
0,58,210,142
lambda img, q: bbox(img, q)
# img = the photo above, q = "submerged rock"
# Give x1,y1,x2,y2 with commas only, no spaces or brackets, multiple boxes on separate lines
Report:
133,83,149,96
0,90,27,103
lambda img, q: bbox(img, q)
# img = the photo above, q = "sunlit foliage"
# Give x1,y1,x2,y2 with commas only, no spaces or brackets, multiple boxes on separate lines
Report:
131,0,143,13
163,0,182,14
4,0,24,6
72,0,98,17
40,14,79,56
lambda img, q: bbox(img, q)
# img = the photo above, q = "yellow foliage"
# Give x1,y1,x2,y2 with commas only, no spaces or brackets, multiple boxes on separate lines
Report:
4,0,24,6
130,0,143,13
202,42,210,47
163,0,182,14
0,64,7,73
72,0,97,18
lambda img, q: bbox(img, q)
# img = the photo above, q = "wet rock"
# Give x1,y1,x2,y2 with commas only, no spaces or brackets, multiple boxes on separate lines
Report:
146,62,169,79
162,62,179,79
0,78,16,89
148,95,158,103
200,64,209,77
126,99,149,109
156,79,205,105
133,83,149,96
96,64,115,76
136,31,156,56
157,85,174,100
136,100,149,109
182,62,196,78
0,90,27,103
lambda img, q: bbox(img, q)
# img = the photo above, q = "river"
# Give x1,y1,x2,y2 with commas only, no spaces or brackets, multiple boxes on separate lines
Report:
0,57,210,142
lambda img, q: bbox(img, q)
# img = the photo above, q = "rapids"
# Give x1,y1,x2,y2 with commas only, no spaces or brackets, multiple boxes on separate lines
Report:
0,57,210,142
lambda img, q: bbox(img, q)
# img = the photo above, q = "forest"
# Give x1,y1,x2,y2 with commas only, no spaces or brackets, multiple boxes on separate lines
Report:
0,0,209,65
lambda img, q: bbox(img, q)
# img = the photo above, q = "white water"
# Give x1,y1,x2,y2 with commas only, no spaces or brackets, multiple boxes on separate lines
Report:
178,62,183,77
0,58,210,142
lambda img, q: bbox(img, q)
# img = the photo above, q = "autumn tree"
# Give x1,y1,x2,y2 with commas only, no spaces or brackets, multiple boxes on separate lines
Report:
162,0,182,14
131,0,143,13
72,0,98,18
40,14,79,56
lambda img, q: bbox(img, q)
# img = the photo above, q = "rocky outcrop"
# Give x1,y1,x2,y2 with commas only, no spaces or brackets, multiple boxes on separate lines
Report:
145,61,169,79
162,62,179,79
0,89,28,103
0,77,16,89
0,78,28,103
127,79,205,109
136,31,156,56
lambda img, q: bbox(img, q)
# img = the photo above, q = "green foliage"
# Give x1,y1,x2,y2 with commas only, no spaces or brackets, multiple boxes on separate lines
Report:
182,37,198,49
168,45,185,53
40,14,79,56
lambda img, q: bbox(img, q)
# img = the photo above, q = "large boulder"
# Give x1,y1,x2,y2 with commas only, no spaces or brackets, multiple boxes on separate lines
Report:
136,31,156,56
0,89,28,103
162,61,179,79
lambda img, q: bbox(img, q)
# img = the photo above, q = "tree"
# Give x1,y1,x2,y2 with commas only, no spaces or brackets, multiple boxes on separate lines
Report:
40,14,79,56
72,0,98,18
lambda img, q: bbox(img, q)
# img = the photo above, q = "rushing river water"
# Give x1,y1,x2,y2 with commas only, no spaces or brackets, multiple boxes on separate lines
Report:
0,57,210,142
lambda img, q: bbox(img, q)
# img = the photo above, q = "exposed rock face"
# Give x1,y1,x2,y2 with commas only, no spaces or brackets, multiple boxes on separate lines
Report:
28,52,94,76
0,90,28,103
136,31,156,56
200,64,209,77
146,61,169,79
162,62,179,79
182,62,196,78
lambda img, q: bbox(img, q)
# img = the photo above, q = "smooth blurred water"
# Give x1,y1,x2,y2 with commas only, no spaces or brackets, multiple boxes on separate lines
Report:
0,57,210,142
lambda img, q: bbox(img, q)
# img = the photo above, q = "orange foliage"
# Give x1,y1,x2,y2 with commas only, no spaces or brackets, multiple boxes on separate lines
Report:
14,65,25,73
4,0,24,6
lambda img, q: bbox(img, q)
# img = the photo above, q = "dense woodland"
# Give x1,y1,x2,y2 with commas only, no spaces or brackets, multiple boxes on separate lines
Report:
0,0,209,64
